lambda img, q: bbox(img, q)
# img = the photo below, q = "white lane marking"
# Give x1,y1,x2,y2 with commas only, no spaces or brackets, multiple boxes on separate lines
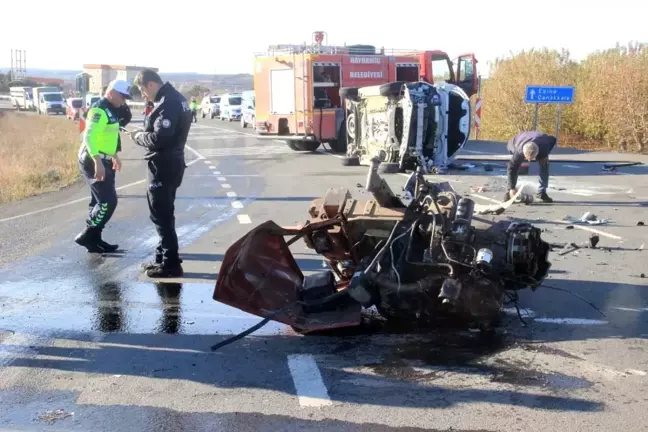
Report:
237,214,252,224
203,160,212,165
0,179,145,223
0,145,208,224
460,149,501,155
287,354,332,407
503,308,536,318
611,307,648,313
188,134,255,140
212,170,221,175
221,184,231,189
227,191,237,198
217,177,227,181
231,201,243,209
550,219,623,240
185,144,206,161
562,164,581,169
199,125,260,138
397,172,464,183
534,318,608,325
468,193,501,204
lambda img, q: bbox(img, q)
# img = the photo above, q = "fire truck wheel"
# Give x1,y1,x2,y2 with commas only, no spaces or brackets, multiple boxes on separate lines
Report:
339,87,360,102
294,141,321,152
329,122,347,153
341,156,360,167
286,141,300,151
379,81,406,98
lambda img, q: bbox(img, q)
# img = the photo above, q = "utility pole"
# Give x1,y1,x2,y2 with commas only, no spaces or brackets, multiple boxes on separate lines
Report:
10,49,27,81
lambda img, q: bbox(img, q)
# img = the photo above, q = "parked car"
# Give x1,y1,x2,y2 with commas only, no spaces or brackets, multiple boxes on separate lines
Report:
219,93,242,122
240,90,255,128
66,97,84,120
201,95,221,119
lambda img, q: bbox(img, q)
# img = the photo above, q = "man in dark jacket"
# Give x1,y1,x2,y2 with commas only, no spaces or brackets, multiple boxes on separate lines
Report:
504,131,557,203
129,69,193,278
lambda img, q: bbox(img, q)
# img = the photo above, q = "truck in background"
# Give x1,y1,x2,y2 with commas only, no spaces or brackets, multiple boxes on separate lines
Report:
32,87,64,115
240,90,255,128
252,31,478,153
9,86,34,111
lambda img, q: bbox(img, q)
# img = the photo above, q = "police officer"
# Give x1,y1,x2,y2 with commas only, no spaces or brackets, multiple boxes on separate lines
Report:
74,80,133,253
129,69,192,278
505,131,557,203
190,98,198,123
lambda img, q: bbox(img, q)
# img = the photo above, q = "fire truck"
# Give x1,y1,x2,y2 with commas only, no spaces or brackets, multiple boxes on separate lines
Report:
253,31,478,153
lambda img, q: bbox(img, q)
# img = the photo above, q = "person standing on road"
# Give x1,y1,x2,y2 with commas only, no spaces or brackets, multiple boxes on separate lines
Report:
128,69,192,278
74,80,133,253
189,98,198,123
504,131,557,204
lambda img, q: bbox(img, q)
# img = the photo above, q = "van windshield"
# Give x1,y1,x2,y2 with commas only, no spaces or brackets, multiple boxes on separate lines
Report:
43,94,63,102
229,97,241,106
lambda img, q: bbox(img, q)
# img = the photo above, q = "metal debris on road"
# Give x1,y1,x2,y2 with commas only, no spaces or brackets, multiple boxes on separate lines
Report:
38,409,73,425
562,212,608,226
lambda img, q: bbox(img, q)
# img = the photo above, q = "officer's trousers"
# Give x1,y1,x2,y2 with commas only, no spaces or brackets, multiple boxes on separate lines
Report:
146,158,185,266
79,154,117,230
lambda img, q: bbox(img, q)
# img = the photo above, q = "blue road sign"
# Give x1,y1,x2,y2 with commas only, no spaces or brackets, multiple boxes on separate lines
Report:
525,85,574,104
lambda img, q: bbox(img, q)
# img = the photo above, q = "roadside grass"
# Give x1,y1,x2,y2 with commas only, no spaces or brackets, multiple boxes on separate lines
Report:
0,112,80,204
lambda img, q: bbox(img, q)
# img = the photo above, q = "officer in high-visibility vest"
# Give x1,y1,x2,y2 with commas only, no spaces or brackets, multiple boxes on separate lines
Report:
74,79,133,253
190,98,198,123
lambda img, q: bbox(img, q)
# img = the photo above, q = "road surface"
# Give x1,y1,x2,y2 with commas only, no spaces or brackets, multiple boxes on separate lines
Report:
1,106,647,431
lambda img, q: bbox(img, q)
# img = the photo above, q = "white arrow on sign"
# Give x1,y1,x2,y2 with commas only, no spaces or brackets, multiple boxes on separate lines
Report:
529,89,536,100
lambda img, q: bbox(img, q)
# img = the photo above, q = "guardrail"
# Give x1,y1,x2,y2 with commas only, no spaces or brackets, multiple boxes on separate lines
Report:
0,94,10,100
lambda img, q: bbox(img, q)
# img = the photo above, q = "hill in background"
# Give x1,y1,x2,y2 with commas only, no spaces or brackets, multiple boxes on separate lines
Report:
0,68,253,95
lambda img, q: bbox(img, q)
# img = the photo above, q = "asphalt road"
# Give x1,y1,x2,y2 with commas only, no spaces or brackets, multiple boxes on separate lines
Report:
1,105,648,431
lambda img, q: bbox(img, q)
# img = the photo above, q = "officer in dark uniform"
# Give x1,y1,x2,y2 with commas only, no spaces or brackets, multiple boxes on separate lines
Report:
505,131,557,203
74,80,133,253
129,69,192,278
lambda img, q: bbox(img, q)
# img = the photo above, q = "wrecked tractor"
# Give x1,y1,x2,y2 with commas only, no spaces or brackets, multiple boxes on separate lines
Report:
213,158,551,333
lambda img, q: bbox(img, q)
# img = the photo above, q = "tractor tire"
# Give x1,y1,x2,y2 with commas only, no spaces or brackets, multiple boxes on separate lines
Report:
379,81,406,98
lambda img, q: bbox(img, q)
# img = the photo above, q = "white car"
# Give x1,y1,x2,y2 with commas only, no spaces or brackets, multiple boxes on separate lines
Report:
201,95,221,119
341,80,471,174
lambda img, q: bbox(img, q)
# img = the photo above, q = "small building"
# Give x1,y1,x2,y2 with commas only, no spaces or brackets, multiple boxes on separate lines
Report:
82,64,159,94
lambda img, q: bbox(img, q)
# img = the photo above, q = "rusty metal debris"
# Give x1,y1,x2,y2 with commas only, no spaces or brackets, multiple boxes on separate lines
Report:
212,159,552,344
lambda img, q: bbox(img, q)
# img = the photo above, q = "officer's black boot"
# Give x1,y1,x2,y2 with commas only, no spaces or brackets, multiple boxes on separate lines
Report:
97,229,119,253
74,226,105,253
146,260,184,278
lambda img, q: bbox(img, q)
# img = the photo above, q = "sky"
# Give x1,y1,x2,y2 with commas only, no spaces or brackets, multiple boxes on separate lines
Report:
1,0,646,75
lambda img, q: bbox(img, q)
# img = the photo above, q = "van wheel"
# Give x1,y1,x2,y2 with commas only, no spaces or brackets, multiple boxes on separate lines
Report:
202,111,206,118
294,141,321,152
379,81,406,98
378,162,400,174
210,111,215,119
241,117,247,128
341,156,360,166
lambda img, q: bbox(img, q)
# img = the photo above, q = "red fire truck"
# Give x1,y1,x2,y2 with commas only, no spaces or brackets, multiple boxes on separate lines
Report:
253,31,478,152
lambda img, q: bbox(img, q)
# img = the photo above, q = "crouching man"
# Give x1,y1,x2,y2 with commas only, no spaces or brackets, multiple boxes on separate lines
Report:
504,131,557,203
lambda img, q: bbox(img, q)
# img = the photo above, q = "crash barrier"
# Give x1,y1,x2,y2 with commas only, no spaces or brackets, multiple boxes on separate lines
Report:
0,94,10,100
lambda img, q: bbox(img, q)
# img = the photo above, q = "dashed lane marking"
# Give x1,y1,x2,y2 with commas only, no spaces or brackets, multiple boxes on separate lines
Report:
217,177,227,181
287,354,332,407
237,214,252,224
231,201,244,209
227,191,237,198
221,184,231,189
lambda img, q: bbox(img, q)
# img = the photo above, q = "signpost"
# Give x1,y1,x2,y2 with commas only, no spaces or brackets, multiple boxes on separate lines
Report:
525,85,574,142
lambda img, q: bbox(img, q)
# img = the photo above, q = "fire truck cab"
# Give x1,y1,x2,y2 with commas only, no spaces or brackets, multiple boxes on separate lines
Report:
253,31,478,153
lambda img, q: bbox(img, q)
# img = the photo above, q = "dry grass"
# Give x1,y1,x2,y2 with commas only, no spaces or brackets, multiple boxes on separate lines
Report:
479,43,648,154
0,111,80,204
